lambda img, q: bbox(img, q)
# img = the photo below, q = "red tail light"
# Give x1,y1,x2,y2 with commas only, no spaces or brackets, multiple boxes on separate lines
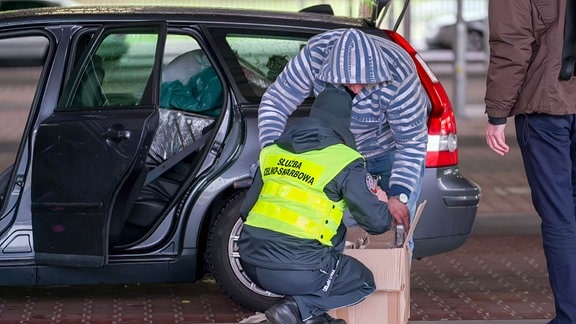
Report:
384,30,459,168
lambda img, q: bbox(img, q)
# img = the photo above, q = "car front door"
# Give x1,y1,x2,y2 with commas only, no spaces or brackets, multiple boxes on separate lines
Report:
31,23,166,267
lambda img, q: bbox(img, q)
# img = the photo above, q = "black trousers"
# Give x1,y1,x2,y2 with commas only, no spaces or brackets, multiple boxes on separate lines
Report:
243,252,375,321
515,114,576,323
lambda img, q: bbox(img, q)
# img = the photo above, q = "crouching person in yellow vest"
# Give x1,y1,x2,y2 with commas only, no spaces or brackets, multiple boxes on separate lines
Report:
239,88,408,324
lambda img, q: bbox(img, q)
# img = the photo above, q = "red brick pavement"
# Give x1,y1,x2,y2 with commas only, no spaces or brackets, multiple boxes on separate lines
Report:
410,234,552,321
0,234,552,323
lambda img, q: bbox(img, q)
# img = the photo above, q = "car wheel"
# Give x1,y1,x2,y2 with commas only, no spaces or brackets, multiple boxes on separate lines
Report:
206,190,282,312
467,30,484,52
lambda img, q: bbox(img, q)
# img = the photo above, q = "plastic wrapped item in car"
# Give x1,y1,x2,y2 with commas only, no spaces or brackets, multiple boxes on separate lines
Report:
160,50,222,116
160,67,222,117
147,109,214,165
162,50,211,84
147,50,221,164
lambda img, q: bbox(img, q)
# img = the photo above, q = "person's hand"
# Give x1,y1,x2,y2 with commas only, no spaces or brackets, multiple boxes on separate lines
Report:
388,198,410,232
375,186,388,202
485,123,509,156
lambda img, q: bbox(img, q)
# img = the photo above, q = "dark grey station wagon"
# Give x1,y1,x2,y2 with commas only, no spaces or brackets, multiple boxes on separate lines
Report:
0,3,480,311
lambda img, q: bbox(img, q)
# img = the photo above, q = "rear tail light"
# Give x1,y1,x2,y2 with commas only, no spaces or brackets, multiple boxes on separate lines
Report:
384,30,459,168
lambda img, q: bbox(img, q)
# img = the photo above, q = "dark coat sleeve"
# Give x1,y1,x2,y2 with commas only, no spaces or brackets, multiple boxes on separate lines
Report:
324,158,392,235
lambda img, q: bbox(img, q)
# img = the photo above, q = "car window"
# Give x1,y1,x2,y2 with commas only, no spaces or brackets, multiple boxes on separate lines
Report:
0,35,48,66
0,36,48,168
160,34,222,117
153,33,223,164
225,34,307,97
57,29,159,110
0,34,49,207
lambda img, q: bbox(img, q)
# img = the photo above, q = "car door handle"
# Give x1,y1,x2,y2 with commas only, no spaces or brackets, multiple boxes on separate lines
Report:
104,129,131,141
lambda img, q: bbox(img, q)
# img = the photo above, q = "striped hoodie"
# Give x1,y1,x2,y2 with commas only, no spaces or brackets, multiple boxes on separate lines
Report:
258,28,429,196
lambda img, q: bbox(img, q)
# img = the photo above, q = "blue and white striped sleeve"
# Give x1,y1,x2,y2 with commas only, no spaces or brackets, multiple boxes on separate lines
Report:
387,71,429,196
257,44,316,148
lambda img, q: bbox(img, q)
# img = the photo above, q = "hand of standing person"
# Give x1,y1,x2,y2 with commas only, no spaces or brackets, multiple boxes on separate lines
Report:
388,198,410,232
485,123,510,156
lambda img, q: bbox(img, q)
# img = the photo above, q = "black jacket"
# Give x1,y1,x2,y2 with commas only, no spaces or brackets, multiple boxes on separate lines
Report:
238,117,392,271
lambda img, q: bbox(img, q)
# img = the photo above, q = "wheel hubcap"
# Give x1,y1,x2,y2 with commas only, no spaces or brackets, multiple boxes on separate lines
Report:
228,219,282,298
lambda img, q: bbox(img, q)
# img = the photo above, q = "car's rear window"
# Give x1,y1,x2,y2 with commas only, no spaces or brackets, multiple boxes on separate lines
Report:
226,35,307,98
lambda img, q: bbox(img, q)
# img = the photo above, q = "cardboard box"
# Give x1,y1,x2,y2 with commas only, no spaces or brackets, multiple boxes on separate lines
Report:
329,201,426,324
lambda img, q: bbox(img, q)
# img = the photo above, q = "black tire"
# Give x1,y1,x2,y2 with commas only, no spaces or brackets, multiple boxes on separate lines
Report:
206,190,282,312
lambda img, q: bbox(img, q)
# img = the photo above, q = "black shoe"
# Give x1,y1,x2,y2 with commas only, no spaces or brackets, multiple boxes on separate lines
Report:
264,297,302,324
304,313,346,324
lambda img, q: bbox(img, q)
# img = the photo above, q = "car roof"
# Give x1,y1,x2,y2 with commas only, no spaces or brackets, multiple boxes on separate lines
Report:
0,5,370,29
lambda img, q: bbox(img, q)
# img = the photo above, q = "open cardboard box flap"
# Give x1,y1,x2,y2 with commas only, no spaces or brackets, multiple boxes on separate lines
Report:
342,200,427,292
330,201,427,324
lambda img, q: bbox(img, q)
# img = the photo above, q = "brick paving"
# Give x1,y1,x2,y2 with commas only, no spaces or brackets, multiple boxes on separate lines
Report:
410,234,552,321
0,234,552,323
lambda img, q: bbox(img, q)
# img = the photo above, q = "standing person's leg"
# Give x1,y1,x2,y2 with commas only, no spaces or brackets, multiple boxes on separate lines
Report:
515,114,576,323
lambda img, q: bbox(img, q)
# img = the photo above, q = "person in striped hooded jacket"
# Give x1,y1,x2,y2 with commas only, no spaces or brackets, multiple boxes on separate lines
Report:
258,28,429,237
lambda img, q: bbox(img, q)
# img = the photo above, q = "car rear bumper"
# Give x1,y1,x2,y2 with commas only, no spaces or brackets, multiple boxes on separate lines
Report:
413,166,481,259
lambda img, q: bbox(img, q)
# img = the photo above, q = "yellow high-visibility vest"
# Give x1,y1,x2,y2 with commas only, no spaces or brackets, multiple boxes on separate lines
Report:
245,143,363,246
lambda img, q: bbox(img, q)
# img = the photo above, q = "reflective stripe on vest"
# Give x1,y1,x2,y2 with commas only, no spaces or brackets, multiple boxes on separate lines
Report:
245,143,363,246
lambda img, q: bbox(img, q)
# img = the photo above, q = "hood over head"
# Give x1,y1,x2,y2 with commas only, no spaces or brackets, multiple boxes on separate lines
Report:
309,87,353,136
317,28,391,85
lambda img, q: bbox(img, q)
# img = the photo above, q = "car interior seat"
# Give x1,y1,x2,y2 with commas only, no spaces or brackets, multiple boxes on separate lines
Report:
149,49,219,165
108,167,149,244
113,50,221,247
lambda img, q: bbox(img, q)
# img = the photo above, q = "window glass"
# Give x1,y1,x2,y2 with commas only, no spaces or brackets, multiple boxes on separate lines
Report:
0,35,49,210
225,35,307,97
0,35,48,171
58,29,159,110
149,34,222,164
0,36,48,66
160,34,222,116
